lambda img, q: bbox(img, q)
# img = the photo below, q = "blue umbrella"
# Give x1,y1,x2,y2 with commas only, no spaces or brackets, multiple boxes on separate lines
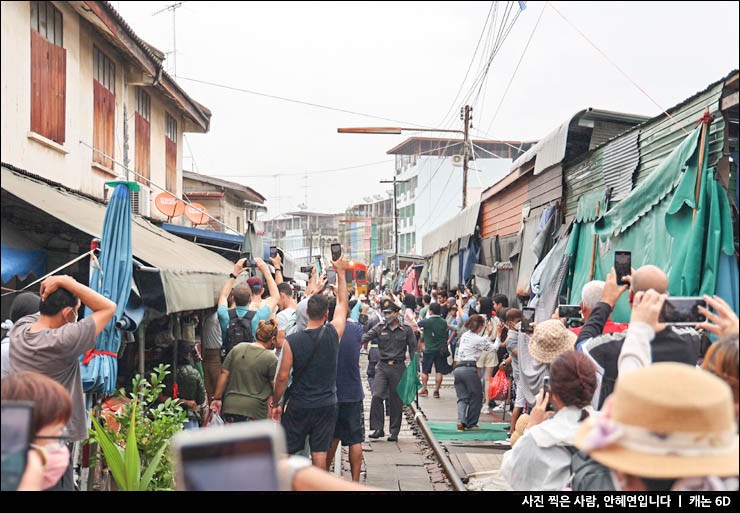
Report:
80,182,135,395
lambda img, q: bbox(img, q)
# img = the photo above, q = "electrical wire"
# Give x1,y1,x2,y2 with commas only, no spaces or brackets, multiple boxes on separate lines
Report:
482,1,545,137
176,75,435,129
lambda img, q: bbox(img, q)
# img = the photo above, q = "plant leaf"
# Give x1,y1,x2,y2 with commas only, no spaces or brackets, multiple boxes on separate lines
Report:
124,402,141,491
139,441,168,491
90,412,127,490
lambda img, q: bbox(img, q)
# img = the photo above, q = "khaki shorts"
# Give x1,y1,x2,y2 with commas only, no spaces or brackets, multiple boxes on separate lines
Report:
476,350,499,369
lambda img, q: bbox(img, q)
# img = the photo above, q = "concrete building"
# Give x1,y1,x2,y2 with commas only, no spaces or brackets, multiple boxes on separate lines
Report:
0,1,210,220
182,171,266,234
263,211,344,267
386,138,532,255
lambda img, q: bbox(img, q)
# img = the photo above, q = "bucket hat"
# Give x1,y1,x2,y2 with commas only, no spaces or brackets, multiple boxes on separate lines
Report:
528,319,576,364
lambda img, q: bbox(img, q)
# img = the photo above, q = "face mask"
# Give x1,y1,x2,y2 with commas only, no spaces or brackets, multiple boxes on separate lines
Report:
32,443,70,490
65,308,78,324
384,314,395,324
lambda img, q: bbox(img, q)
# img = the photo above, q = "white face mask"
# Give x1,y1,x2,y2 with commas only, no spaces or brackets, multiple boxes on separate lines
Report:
65,308,78,324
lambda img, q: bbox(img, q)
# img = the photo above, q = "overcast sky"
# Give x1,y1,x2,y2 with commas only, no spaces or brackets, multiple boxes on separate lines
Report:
115,1,739,219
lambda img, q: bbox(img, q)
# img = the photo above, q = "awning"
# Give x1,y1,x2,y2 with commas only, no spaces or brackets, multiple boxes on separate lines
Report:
421,201,481,256
2,166,233,313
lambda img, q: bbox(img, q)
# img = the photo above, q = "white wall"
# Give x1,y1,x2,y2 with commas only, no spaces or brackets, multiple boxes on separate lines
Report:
397,156,512,255
1,1,185,214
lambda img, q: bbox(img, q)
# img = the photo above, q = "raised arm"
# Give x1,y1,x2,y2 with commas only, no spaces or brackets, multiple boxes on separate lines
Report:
256,258,280,312
331,256,348,339
576,268,628,345
40,275,116,336
270,254,283,286
219,259,246,307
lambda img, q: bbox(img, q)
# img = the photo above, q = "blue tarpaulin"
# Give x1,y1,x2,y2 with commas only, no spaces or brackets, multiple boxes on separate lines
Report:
1,246,47,283
81,183,134,396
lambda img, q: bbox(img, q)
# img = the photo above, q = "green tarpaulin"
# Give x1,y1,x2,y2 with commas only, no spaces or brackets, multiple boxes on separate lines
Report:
567,123,737,322
427,422,510,441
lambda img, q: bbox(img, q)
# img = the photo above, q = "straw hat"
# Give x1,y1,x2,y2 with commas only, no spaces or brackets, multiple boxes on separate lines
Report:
528,319,577,364
574,362,739,479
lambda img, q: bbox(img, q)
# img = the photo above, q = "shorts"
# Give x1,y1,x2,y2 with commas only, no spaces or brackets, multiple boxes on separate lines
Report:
514,374,526,408
422,349,452,375
282,403,338,454
476,350,498,369
333,401,365,446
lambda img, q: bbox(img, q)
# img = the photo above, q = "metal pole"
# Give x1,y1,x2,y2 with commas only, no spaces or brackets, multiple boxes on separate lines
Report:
462,105,471,209
394,176,399,273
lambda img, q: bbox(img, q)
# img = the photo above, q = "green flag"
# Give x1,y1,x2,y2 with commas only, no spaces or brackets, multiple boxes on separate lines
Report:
397,352,422,405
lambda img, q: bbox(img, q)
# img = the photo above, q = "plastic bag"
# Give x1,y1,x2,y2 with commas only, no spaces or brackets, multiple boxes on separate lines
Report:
396,353,422,405
489,368,510,401
202,408,225,428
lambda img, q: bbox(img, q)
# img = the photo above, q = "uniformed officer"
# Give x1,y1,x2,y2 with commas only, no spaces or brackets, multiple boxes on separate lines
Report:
362,299,417,442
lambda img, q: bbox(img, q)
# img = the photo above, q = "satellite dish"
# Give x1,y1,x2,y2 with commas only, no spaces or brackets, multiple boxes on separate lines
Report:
297,203,307,210
155,192,186,218
451,155,464,167
185,202,209,225
363,196,373,203
373,194,384,201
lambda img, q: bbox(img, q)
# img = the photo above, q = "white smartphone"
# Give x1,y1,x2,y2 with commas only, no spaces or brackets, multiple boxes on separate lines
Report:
171,420,289,491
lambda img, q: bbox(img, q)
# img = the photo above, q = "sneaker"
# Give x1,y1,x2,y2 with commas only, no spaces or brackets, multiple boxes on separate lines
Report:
492,404,505,412
433,390,440,399
465,425,481,431
419,389,428,397
456,423,465,432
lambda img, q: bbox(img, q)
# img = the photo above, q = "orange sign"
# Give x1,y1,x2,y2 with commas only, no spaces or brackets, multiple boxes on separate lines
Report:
155,192,186,218
185,202,209,225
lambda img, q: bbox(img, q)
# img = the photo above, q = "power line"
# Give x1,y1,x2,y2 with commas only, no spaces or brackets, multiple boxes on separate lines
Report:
176,75,435,129
482,1,545,137
544,0,688,135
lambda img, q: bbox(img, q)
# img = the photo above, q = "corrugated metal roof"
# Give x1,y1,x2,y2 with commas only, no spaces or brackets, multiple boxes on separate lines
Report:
602,129,640,201
421,201,481,256
636,80,726,185
510,109,649,176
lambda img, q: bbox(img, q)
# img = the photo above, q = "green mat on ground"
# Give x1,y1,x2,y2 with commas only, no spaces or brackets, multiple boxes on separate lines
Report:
428,422,509,441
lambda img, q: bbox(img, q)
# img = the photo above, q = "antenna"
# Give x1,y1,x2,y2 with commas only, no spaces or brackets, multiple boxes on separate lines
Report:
302,171,309,210
153,2,183,76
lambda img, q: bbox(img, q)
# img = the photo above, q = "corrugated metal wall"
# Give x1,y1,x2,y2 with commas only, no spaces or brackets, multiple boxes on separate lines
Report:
527,165,562,214
636,81,725,184
564,150,606,222
603,129,640,201
481,176,529,239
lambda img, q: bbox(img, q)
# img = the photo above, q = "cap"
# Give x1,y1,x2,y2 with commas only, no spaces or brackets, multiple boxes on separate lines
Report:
380,299,400,312
247,276,264,290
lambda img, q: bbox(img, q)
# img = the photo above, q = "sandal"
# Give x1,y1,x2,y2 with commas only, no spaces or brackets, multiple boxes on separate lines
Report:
433,390,440,398
419,389,428,397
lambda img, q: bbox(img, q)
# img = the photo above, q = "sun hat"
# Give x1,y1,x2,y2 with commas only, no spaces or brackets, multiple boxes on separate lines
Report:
574,362,739,479
528,319,577,364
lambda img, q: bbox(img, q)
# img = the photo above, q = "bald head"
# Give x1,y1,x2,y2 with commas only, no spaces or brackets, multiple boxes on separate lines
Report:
630,265,668,294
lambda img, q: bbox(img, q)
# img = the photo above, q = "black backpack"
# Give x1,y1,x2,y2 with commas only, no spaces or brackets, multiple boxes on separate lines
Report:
221,309,257,362
565,446,615,491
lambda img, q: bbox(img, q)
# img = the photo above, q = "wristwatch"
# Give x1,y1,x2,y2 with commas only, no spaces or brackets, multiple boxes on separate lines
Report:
211,396,222,401
268,401,279,408
229,273,238,279
284,455,312,490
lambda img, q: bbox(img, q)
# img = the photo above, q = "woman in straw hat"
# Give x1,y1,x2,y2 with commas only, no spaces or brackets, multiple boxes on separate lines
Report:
500,351,597,490
575,362,739,491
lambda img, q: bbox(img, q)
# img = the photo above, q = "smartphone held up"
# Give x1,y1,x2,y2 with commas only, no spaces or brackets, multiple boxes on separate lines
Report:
521,307,535,333
615,251,631,286
330,243,342,262
659,297,707,325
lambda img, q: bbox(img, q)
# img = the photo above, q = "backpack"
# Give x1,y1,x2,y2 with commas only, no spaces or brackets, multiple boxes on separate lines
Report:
221,309,257,362
565,446,615,491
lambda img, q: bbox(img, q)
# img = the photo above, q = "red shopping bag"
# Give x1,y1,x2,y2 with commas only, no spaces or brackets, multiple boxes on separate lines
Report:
489,368,510,401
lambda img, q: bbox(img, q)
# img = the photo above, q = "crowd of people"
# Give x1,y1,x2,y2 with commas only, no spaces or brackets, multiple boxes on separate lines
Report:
1,250,738,492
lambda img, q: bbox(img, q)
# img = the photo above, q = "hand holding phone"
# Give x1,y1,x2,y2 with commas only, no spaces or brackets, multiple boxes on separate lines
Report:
521,307,535,334
659,297,707,325
558,305,582,319
330,243,342,262
1,401,34,491
615,251,632,286
269,246,278,258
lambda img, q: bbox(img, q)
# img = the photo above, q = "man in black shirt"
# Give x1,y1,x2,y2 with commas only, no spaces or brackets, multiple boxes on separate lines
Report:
272,256,348,469
362,299,417,442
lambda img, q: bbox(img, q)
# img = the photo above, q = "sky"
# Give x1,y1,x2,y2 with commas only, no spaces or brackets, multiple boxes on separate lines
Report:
115,1,740,219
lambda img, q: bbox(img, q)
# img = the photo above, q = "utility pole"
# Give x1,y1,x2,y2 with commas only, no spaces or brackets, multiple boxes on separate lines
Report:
462,105,471,209
380,176,408,274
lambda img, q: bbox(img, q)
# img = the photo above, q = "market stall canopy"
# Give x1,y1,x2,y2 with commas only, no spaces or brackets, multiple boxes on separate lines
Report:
421,201,481,257
1,166,232,313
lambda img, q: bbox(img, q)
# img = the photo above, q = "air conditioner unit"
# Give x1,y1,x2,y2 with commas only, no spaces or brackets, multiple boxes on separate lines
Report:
130,186,151,217
451,155,464,167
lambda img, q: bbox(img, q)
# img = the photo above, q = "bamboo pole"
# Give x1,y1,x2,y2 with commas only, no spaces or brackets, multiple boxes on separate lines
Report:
692,110,711,225
589,202,601,280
